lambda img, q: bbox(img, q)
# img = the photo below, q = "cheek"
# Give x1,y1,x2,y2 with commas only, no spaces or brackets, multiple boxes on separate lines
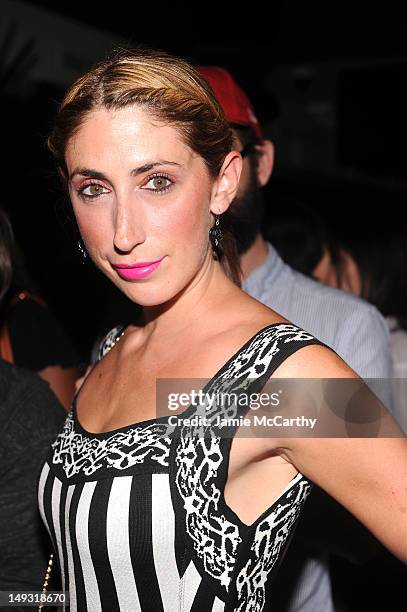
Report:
72,203,110,249
151,189,212,251
165,205,208,237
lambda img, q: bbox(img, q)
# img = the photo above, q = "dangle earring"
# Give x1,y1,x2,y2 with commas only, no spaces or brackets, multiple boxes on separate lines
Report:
77,239,88,263
209,213,223,247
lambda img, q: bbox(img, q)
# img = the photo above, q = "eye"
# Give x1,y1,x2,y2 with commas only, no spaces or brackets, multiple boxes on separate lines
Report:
142,173,173,194
77,183,110,199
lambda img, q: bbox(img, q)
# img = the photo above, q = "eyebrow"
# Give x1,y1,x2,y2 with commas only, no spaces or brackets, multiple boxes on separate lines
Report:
69,160,182,182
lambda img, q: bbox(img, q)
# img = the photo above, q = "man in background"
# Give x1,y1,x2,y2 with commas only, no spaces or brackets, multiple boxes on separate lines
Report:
198,66,392,612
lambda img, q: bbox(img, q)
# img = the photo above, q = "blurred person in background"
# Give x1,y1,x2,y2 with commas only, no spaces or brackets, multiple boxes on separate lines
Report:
265,196,407,609
0,208,67,606
313,217,407,433
265,199,406,433
198,66,394,612
0,208,80,409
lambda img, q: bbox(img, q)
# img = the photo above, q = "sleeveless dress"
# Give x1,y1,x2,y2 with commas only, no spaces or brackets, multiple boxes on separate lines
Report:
38,322,325,611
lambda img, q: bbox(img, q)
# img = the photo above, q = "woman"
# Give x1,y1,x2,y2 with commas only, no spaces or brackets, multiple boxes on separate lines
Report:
38,48,407,611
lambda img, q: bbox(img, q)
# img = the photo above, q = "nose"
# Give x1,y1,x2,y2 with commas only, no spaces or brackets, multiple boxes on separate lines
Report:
113,199,146,253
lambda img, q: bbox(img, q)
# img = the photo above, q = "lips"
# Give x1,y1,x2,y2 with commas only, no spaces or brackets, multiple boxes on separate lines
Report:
114,259,162,269
112,258,163,280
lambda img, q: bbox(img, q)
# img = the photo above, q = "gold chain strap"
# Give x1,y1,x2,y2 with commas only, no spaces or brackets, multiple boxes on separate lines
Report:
38,552,54,611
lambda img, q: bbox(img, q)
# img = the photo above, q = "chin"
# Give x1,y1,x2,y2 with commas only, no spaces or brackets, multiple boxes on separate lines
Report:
119,281,185,308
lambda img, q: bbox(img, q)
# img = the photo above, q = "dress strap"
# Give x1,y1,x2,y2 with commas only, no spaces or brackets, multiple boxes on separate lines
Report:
95,324,126,362
177,323,329,430
168,323,327,600
241,322,328,395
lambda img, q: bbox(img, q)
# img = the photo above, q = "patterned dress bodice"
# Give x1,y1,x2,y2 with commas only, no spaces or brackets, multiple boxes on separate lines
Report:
38,323,324,611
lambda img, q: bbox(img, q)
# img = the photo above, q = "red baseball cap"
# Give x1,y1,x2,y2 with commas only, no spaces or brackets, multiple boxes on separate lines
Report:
198,65,263,139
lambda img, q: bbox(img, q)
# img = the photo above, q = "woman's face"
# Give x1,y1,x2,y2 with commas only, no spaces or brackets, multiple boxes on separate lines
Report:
65,105,224,306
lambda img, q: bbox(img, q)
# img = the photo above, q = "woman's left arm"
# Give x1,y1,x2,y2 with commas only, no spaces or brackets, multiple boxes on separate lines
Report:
285,436,407,564
275,344,407,564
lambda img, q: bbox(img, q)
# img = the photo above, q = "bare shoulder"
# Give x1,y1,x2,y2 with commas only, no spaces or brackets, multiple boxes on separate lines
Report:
272,342,358,379
208,295,337,376
213,289,291,342
190,302,288,378
210,311,287,354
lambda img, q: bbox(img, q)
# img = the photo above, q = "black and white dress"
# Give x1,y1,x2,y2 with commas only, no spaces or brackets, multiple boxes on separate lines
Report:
38,323,324,611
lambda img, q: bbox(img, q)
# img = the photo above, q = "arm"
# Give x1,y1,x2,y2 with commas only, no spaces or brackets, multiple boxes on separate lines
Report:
38,365,80,410
274,344,407,564
293,485,385,563
287,436,407,564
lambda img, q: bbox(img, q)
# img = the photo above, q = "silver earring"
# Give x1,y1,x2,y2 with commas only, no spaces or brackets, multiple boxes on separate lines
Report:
77,239,88,262
209,214,223,247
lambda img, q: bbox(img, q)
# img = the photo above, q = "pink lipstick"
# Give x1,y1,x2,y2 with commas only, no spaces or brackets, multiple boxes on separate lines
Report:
113,258,163,280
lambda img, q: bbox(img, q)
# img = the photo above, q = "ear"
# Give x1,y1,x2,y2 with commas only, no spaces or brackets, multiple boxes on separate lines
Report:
255,139,275,187
210,151,243,214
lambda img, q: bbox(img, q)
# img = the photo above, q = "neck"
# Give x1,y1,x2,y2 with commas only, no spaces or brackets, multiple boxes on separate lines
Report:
138,250,240,339
239,233,269,279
